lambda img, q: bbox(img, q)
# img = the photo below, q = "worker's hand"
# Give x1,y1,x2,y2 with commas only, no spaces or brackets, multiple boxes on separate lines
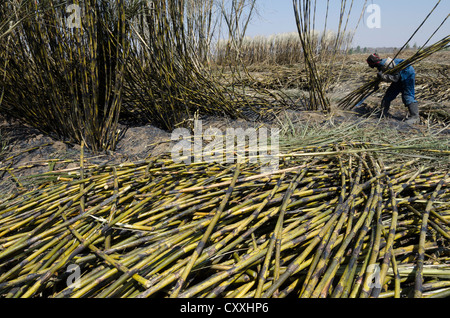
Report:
374,83,380,91
377,71,400,83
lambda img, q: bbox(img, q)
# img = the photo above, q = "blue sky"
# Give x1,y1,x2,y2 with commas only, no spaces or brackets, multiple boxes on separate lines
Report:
245,0,449,48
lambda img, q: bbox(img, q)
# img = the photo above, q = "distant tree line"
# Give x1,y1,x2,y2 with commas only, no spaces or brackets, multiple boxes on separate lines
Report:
348,43,420,54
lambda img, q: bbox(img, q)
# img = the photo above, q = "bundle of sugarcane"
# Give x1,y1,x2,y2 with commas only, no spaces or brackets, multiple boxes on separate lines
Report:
292,0,330,111
123,0,246,129
339,35,450,110
0,140,448,298
115,0,285,130
292,0,366,112
0,0,130,152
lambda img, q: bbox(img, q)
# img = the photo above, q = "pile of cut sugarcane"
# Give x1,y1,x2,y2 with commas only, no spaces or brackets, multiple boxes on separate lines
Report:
0,142,449,298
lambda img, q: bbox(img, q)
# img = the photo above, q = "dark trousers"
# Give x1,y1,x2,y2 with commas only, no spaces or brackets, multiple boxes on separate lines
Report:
382,75,417,107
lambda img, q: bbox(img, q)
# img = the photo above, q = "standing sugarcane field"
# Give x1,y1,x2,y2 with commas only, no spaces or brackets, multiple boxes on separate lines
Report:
0,0,450,302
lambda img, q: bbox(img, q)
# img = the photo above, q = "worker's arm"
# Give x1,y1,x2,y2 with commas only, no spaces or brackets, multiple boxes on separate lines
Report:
377,71,400,83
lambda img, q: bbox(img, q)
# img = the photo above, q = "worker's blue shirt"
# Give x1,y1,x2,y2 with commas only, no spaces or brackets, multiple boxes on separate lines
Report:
378,58,417,105
378,58,415,81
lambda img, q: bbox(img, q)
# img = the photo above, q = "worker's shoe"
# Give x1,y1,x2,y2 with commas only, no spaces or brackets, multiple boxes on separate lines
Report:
405,102,420,125
379,99,391,118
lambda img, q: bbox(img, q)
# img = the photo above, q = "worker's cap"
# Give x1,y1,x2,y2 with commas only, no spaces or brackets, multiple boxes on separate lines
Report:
367,53,382,68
